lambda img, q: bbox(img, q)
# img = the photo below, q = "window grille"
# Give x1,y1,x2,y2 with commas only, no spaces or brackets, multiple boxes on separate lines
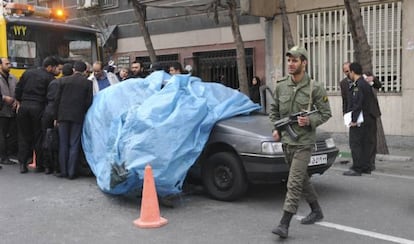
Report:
117,56,130,69
297,1,402,93
99,0,117,8
194,49,254,89
136,54,179,71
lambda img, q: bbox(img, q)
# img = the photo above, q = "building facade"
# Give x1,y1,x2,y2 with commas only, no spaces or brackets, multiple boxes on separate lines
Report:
17,0,413,136
248,0,412,137
60,0,266,89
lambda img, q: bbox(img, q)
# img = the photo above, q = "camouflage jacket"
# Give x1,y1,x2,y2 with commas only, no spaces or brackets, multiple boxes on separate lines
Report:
269,73,332,145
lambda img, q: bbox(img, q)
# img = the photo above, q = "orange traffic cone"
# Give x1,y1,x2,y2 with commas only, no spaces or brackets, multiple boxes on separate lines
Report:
134,164,168,228
28,151,36,169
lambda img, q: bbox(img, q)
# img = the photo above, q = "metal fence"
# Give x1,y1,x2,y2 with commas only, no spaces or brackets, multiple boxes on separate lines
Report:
297,1,402,93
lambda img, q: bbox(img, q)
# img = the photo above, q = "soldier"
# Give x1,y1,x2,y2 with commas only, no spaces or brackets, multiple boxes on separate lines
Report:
269,46,332,238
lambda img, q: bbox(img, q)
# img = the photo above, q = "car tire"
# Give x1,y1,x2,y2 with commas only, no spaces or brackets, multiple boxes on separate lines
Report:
201,152,248,201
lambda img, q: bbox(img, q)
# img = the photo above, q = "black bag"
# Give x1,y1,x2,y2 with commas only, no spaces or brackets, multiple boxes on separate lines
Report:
43,127,59,151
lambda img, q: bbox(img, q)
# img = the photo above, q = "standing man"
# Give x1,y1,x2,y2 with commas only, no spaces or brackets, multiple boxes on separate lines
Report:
340,62,352,115
55,61,92,179
15,56,59,173
269,46,332,238
89,61,119,95
129,60,147,78
343,62,381,176
0,57,18,166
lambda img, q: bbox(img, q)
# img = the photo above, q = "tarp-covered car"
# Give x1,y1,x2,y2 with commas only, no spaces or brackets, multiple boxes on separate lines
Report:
188,113,339,201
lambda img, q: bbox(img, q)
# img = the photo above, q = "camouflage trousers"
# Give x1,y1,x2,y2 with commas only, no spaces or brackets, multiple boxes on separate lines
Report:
282,144,318,214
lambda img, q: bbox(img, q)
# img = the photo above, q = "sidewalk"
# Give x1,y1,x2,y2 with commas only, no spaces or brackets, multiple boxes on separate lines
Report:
332,134,414,176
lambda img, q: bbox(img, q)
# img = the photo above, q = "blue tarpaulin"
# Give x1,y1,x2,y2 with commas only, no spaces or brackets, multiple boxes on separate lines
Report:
82,71,260,196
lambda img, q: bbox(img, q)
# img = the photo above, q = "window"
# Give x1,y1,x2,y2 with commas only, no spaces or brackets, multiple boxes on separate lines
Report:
117,56,130,69
297,1,402,93
99,0,118,9
194,49,254,89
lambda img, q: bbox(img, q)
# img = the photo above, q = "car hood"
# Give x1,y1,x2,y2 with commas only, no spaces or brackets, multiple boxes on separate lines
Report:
212,113,274,140
212,113,333,141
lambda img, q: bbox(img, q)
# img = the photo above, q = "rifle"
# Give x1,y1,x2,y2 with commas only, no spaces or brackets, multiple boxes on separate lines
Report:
273,109,318,141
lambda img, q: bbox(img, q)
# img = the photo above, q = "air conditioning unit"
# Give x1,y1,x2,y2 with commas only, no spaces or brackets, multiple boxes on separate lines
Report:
77,0,99,10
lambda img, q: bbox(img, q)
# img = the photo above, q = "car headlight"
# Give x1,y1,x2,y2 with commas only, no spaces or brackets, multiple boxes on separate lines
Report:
325,138,335,148
262,142,283,154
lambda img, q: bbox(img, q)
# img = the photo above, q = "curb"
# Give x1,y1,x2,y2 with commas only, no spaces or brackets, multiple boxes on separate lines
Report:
376,154,412,162
338,151,413,162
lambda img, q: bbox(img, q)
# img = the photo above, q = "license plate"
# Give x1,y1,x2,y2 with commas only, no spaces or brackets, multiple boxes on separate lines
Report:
309,154,327,166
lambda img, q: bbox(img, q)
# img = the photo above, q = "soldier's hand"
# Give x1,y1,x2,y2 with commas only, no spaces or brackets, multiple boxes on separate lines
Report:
297,115,310,127
272,130,280,142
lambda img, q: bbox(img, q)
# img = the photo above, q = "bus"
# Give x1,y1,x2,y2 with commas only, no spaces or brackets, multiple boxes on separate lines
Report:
0,2,100,78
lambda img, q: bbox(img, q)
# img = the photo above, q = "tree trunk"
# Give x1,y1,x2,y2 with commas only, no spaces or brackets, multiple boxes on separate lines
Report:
344,0,389,154
131,1,157,64
344,0,372,73
226,0,248,95
279,0,295,49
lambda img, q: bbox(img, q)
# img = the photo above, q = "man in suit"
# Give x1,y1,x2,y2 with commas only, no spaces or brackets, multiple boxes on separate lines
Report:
339,62,352,115
343,62,381,176
54,61,93,179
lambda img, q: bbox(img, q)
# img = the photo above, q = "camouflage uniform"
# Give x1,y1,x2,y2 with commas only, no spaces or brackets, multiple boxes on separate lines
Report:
269,73,331,214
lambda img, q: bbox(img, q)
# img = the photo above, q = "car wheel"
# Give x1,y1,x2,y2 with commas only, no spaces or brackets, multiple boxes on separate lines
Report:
202,152,248,201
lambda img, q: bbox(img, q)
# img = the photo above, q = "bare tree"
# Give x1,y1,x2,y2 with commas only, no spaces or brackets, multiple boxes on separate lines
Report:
344,0,372,73
344,0,388,154
129,0,157,64
211,0,248,95
279,0,295,49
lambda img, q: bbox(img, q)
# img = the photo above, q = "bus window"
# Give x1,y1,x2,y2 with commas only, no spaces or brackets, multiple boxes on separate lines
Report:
7,23,98,68
7,40,36,68
69,40,92,62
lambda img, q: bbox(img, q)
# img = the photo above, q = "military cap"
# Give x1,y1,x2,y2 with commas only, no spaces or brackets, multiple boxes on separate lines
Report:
286,46,309,60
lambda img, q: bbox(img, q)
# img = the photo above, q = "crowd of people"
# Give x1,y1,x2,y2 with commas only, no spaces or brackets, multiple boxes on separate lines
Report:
0,57,200,174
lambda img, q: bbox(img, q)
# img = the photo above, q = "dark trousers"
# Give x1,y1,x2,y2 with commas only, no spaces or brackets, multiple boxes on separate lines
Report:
41,112,56,170
0,117,17,160
349,115,377,172
17,102,44,167
58,121,82,177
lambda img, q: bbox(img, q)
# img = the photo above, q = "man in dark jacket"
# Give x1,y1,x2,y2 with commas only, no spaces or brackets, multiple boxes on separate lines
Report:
343,62,382,176
0,57,18,166
54,61,92,179
15,56,60,173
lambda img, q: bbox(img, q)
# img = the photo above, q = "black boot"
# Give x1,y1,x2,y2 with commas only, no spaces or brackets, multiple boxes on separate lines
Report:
20,163,28,174
272,211,293,238
301,201,324,224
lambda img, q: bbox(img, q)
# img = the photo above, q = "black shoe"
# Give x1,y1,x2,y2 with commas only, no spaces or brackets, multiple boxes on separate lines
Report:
343,170,361,176
56,173,68,178
301,211,323,224
0,165,2,169
272,224,289,238
45,167,54,174
20,164,28,174
362,170,371,174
